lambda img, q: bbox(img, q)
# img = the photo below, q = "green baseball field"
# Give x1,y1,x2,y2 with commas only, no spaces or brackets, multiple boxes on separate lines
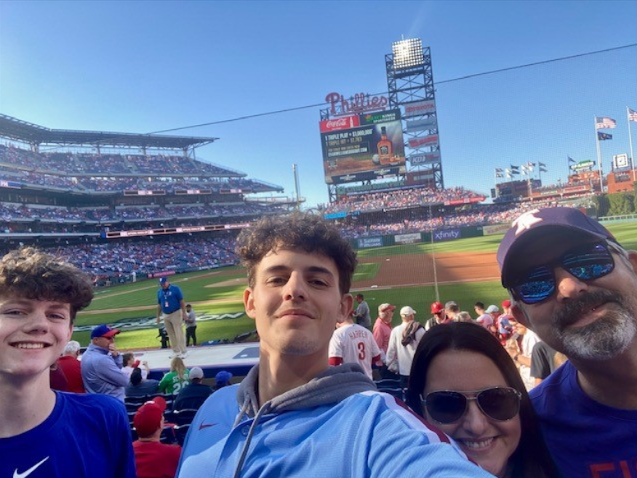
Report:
73,221,637,349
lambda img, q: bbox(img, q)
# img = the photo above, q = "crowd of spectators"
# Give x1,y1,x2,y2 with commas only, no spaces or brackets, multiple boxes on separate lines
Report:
336,200,570,238
322,186,486,214
0,201,286,224
47,235,238,283
0,144,278,193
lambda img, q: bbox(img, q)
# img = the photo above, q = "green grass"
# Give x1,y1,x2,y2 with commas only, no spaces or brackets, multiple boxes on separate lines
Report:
73,220,637,347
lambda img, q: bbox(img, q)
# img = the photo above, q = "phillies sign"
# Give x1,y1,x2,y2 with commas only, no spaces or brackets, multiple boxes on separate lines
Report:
325,91,388,117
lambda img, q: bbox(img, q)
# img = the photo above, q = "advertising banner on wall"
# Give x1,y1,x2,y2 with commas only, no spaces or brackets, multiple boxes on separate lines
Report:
395,233,422,244
410,151,441,165
432,228,461,242
405,116,437,132
483,224,512,236
403,99,436,118
408,134,439,149
320,109,406,184
358,237,384,249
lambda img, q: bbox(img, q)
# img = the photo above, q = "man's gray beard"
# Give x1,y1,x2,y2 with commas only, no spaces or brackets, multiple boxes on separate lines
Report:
553,290,637,361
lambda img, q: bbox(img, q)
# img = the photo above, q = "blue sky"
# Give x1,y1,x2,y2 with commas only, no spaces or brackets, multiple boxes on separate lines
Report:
1,1,636,209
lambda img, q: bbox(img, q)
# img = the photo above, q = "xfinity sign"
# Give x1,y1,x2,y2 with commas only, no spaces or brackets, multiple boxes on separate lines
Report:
433,229,461,242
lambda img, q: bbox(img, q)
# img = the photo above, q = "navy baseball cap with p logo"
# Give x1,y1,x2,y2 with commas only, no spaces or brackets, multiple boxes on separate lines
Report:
497,207,615,288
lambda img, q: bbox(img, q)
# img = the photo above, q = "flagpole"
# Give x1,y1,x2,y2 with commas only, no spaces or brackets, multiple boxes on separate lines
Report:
595,117,603,192
629,107,635,183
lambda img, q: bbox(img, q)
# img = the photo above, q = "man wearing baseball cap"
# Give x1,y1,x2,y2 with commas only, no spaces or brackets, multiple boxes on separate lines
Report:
425,301,447,330
386,306,424,388
81,324,129,401
497,206,637,476
173,367,212,411
213,370,233,390
133,396,182,478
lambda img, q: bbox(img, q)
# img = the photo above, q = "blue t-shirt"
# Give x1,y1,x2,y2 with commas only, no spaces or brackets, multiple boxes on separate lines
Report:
530,361,637,477
0,392,136,477
158,284,184,314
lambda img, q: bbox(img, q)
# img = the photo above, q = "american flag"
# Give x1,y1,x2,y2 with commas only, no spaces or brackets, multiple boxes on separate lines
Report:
595,116,617,129
629,108,637,122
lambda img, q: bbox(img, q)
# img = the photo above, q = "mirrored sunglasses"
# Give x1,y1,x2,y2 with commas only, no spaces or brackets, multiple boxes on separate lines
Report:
510,242,616,305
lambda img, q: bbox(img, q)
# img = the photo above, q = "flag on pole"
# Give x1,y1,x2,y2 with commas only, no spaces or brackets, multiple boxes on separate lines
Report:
538,162,547,167
568,156,576,164
595,117,617,129
495,168,503,173
598,132,613,141
496,172,503,178
540,166,548,173
629,108,637,122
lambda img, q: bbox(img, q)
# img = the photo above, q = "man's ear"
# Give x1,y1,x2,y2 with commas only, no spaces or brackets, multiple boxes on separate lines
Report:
626,250,637,274
243,288,256,320
339,293,354,322
511,301,531,328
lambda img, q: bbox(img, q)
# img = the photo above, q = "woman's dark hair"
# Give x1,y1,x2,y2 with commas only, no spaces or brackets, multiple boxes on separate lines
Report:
130,367,143,386
406,322,560,478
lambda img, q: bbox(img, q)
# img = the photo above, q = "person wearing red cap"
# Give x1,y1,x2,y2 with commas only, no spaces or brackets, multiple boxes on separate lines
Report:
498,206,637,476
425,301,448,330
497,300,515,343
133,396,182,478
0,247,135,477
81,323,129,401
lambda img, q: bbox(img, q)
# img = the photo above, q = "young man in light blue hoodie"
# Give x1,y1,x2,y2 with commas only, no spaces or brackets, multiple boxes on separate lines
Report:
177,213,493,478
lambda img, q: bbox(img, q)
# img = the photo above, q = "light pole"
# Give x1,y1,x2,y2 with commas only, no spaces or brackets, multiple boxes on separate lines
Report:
429,203,440,302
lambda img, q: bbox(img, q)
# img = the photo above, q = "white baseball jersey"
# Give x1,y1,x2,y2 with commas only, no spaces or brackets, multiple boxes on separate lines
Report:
329,323,382,379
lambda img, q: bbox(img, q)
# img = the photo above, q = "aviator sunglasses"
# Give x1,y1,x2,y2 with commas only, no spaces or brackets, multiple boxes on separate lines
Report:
509,241,619,305
422,387,522,424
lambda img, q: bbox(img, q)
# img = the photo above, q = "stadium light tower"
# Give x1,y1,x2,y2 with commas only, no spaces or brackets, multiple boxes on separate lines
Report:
386,38,444,190
392,38,424,70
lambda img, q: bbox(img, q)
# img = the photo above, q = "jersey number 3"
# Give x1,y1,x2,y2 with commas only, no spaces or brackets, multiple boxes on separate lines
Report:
357,342,366,360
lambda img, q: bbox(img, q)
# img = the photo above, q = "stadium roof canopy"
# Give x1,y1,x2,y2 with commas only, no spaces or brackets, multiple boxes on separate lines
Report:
0,114,218,150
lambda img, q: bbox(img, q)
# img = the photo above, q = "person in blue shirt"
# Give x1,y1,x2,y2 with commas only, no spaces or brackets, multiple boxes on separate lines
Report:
498,207,637,477
81,324,129,401
177,213,493,478
156,277,187,358
0,247,136,477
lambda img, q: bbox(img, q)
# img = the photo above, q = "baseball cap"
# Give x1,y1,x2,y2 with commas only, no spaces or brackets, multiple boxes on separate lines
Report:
90,324,120,339
430,301,444,314
133,396,167,438
378,303,396,313
498,207,615,288
486,305,500,314
501,299,512,309
190,366,204,380
400,306,416,316
159,277,168,285
215,370,233,386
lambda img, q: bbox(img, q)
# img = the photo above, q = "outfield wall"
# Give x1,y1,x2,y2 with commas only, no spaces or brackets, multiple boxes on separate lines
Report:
351,224,501,250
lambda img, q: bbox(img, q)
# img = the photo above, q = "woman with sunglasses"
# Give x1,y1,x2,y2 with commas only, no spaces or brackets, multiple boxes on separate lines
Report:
406,322,559,478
